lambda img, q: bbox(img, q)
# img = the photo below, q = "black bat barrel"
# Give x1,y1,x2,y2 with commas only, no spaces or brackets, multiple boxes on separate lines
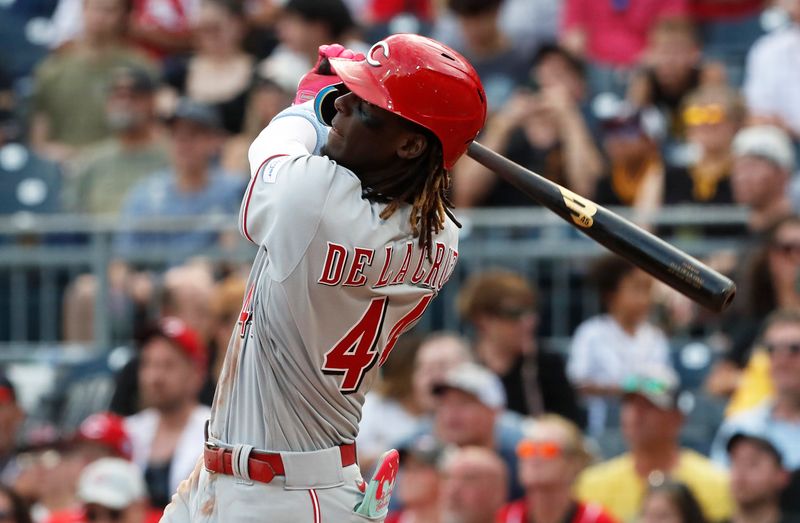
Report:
466,142,736,312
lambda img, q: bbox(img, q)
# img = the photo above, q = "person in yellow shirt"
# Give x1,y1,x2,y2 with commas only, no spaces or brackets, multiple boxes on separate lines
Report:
575,365,733,523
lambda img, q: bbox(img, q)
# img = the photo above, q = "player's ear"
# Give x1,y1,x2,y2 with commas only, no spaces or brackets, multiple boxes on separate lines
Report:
396,132,428,161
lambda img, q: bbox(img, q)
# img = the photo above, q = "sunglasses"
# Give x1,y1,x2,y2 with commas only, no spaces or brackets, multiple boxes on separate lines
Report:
764,342,800,357
771,241,800,257
683,103,726,126
516,440,563,459
491,306,535,320
85,506,123,522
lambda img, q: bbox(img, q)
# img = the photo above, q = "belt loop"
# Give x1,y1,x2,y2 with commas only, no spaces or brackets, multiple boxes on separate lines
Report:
232,444,255,484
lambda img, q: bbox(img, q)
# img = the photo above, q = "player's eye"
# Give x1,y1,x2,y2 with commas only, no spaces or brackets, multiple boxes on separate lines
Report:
357,99,383,129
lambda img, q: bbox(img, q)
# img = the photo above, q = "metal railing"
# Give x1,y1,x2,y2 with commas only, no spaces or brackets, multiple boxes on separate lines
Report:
0,205,749,353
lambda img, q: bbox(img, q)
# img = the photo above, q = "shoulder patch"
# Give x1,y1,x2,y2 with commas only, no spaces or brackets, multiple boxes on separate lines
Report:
260,155,290,184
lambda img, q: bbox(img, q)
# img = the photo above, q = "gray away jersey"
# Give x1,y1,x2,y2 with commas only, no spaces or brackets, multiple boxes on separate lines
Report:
208,102,459,452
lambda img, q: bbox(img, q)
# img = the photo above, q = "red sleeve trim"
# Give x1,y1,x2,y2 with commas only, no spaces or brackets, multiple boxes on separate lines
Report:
241,154,289,244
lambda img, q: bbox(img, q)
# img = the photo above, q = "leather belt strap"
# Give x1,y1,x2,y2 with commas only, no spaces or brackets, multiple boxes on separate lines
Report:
203,443,357,484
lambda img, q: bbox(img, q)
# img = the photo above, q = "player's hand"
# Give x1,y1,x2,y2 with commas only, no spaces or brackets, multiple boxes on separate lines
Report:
294,44,365,105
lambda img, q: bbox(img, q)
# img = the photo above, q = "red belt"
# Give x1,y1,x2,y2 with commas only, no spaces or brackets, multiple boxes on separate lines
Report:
203,443,357,484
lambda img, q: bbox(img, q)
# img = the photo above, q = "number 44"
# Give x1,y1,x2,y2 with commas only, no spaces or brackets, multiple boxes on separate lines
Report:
322,295,433,394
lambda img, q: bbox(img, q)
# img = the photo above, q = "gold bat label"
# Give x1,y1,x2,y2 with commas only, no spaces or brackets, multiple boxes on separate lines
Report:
559,187,598,228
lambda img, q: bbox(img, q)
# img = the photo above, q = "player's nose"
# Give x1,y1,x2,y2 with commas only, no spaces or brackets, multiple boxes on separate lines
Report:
333,92,354,115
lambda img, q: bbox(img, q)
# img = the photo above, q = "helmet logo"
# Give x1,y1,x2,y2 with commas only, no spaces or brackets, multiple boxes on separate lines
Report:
366,41,390,67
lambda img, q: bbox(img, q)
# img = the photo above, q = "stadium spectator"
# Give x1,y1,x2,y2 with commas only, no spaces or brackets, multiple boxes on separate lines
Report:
431,362,524,500
592,101,666,208
690,0,767,87
0,96,62,216
730,125,796,234
723,432,797,523
441,0,528,113
76,458,151,523
627,17,703,144
433,0,560,64
124,317,210,509
221,71,293,177
64,65,168,215
108,262,218,415
439,446,508,523
29,0,153,162
457,269,583,425
41,413,135,523
707,218,800,400
128,0,200,60
72,412,133,461
358,335,425,471
411,332,473,414
453,44,602,207
639,480,709,523
496,415,616,523
711,308,800,470
743,0,800,138
575,365,733,523
567,256,671,437
259,0,365,96
385,433,444,523
112,98,245,263
0,375,23,482
560,0,688,95
161,0,255,135
0,484,32,523
662,84,743,206
0,0,59,81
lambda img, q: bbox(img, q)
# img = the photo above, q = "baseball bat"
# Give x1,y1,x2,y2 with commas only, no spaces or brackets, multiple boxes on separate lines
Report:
466,141,736,312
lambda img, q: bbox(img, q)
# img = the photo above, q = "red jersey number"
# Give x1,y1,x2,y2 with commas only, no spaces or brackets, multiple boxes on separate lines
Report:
323,295,433,394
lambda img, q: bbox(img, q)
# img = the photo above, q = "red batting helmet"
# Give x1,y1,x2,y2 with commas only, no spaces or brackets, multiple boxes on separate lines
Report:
328,34,487,169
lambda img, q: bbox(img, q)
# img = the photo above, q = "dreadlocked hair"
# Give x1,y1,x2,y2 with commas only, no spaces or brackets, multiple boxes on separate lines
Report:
361,130,461,260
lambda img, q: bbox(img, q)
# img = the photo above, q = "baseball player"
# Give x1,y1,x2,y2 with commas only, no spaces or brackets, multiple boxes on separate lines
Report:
160,34,486,522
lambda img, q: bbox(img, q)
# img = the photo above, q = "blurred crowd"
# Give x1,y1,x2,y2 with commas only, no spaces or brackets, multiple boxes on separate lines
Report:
2,0,800,522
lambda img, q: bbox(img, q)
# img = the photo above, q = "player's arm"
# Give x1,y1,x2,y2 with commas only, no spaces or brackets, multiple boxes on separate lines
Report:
246,44,365,178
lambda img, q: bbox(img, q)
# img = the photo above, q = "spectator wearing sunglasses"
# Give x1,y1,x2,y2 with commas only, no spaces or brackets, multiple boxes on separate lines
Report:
712,308,800,472
77,458,151,523
457,270,584,426
575,365,733,523
497,414,616,523
567,255,671,438
722,432,799,523
0,485,31,523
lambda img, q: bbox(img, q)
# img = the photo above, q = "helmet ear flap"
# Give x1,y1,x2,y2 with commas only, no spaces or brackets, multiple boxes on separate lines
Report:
314,84,348,127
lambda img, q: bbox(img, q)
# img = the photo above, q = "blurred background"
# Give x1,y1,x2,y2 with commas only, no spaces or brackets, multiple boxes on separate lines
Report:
1,0,800,522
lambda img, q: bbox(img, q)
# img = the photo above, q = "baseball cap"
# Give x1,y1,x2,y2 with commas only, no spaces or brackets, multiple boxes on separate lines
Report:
432,362,506,409
166,98,223,131
78,458,146,510
0,373,17,405
726,430,784,466
732,125,796,171
74,412,132,460
397,433,446,468
621,365,680,411
108,66,157,94
140,316,208,372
